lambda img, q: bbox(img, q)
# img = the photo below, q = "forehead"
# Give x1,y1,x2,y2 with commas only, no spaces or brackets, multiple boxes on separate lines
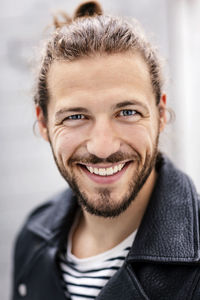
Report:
47,52,154,106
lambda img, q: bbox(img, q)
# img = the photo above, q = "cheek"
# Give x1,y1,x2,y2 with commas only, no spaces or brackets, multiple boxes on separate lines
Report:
51,128,83,161
119,125,158,154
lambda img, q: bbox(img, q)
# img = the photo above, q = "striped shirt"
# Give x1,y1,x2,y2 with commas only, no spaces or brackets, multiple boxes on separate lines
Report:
59,223,137,300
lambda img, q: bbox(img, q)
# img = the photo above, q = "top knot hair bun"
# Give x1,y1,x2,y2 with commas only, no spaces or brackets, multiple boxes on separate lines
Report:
74,1,103,19
53,1,103,29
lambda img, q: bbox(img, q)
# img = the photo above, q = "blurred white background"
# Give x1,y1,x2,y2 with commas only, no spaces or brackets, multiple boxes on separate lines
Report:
0,0,200,299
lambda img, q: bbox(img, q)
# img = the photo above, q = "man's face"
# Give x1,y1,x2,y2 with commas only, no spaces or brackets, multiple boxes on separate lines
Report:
37,53,166,217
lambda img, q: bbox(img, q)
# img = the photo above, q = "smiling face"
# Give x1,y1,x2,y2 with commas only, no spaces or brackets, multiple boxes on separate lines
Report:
37,52,166,217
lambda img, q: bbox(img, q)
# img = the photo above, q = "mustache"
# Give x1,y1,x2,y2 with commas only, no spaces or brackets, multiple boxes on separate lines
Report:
68,151,141,165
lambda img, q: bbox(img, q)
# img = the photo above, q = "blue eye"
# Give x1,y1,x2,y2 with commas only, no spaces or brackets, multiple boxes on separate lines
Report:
61,114,86,126
67,114,85,120
119,110,137,116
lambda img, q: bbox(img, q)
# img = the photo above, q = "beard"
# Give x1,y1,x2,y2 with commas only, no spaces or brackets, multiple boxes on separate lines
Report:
49,135,159,218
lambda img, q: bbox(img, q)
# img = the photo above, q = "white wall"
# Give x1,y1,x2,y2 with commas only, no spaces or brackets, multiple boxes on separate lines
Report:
167,0,200,189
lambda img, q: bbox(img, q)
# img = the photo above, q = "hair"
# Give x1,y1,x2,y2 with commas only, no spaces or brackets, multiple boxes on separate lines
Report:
34,1,164,120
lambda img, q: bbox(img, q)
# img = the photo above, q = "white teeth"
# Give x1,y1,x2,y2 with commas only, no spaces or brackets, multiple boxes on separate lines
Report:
113,165,118,173
118,164,123,171
94,168,99,175
99,168,106,176
88,166,93,173
107,167,114,175
86,163,125,176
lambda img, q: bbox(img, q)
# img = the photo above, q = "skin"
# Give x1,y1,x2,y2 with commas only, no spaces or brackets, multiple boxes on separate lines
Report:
36,52,166,258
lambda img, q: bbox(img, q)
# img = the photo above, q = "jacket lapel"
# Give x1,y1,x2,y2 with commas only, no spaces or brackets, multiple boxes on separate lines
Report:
96,263,149,300
127,155,200,263
27,189,78,243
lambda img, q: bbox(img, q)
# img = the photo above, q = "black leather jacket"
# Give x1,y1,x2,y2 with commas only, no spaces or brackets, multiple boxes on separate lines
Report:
12,156,200,299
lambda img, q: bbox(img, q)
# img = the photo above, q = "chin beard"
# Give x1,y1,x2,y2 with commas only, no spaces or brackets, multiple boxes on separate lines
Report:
49,140,158,218
67,150,157,218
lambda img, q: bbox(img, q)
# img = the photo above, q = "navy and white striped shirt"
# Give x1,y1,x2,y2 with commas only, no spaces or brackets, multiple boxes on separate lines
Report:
59,225,137,300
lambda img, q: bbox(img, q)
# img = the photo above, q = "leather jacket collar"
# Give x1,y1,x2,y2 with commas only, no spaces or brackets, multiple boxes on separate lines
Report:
128,155,200,263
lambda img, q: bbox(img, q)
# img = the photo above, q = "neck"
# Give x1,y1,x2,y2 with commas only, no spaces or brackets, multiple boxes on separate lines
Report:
72,168,157,258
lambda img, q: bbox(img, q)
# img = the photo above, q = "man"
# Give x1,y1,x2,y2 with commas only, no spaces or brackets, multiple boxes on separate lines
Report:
12,1,200,299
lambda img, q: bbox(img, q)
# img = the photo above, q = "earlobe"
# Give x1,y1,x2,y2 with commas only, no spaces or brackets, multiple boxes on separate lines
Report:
35,105,49,142
159,94,167,132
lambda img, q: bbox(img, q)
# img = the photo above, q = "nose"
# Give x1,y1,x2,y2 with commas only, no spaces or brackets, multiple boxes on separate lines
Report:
86,118,121,159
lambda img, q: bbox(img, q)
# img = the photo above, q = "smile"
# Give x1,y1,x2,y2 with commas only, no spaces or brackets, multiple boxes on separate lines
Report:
78,161,131,185
86,163,125,176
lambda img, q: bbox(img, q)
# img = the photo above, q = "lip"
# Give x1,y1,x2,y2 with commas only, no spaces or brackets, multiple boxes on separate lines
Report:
79,161,131,184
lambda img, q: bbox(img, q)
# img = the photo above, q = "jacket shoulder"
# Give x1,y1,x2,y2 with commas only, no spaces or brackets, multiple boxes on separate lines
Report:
13,193,61,274
13,188,74,254
15,190,65,244
12,189,76,286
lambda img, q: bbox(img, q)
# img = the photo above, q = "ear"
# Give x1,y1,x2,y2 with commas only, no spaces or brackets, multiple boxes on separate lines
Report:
158,93,167,132
35,105,49,142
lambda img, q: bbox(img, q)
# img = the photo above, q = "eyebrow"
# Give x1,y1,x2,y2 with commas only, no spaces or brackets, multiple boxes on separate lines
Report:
113,100,149,112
